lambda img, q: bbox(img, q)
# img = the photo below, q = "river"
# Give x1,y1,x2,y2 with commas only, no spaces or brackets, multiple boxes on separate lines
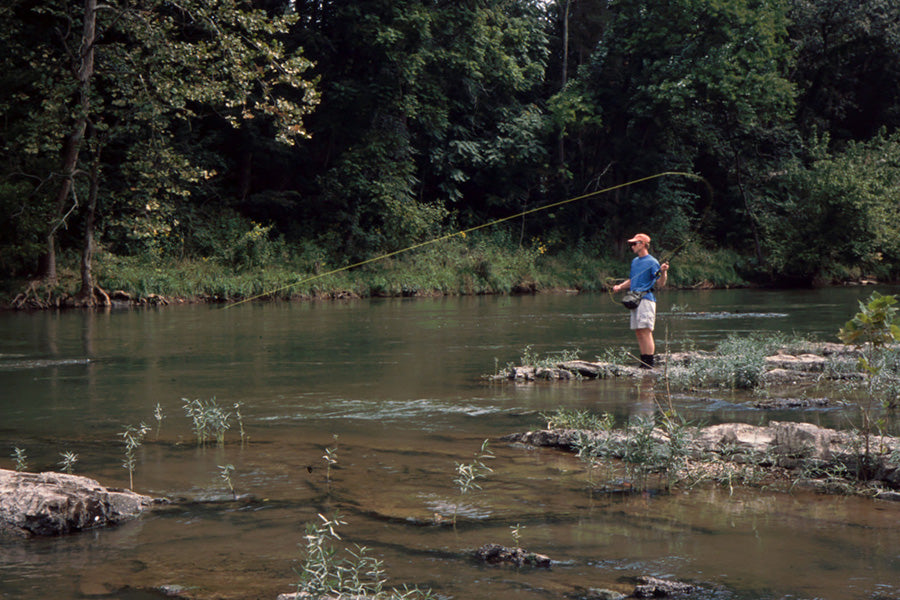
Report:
1,287,899,599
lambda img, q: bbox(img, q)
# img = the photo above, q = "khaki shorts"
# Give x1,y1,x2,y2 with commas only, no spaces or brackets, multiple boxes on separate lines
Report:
630,299,656,330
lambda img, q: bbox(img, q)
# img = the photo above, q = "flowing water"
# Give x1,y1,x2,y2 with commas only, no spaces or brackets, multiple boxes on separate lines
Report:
1,287,899,600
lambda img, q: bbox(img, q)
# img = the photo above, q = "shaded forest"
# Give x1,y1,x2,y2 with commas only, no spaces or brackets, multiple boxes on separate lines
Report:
2,0,899,305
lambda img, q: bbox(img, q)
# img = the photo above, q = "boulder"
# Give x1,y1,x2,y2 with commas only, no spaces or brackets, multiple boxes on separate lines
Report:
692,422,775,455
770,421,853,459
0,469,161,537
681,421,854,462
535,366,572,380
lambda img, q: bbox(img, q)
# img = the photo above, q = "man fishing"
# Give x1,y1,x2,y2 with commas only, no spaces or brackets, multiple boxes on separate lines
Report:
611,233,668,369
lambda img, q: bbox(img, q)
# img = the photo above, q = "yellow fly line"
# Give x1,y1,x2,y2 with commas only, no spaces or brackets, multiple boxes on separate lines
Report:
224,170,704,309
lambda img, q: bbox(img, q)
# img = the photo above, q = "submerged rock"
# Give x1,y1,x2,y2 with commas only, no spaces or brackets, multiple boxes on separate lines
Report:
753,396,836,410
0,468,162,537
475,543,552,568
632,576,696,597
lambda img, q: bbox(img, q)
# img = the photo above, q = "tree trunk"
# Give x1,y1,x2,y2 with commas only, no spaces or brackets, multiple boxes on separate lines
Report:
78,131,102,305
41,0,98,284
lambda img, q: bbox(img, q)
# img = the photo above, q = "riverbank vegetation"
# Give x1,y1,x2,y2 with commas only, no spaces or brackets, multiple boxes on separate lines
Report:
2,234,752,308
3,1,900,308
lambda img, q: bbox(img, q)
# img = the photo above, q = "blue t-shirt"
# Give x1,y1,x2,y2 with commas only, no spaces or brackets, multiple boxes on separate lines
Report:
629,254,660,302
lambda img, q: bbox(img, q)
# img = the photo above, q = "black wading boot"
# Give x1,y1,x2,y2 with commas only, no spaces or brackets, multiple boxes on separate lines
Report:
639,354,655,369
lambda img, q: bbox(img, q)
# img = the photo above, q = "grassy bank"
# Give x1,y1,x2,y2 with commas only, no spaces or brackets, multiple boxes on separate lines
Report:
2,237,750,307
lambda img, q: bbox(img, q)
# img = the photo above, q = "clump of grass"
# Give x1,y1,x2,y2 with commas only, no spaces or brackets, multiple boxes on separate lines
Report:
233,402,247,445
11,447,28,472
793,458,856,495
564,410,694,494
452,439,494,526
120,423,150,490
540,407,614,431
182,397,231,446
520,345,580,369
510,523,525,548
295,513,434,600
667,333,777,391
595,345,632,365
323,434,339,484
153,402,165,440
219,464,236,500
656,411,695,492
617,415,660,492
58,450,78,474
573,430,614,488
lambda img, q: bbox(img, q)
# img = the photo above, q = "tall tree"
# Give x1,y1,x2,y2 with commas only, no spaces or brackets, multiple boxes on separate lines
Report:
288,0,550,259
556,0,796,251
1,0,319,302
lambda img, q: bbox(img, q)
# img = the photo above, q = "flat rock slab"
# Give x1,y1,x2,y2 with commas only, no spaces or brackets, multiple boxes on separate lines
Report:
764,352,828,371
0,469,161,537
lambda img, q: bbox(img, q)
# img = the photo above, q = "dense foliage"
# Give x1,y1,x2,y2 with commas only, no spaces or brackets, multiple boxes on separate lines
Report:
2,0,899,301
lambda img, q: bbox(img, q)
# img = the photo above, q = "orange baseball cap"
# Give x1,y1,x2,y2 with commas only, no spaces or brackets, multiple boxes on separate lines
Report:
627,233,651,243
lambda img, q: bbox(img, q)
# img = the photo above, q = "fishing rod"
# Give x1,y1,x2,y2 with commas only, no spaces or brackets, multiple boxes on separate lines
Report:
224,171,707,309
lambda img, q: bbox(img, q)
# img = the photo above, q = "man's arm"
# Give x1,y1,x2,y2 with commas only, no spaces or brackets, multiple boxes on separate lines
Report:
612,279,631,293
657,263,669,287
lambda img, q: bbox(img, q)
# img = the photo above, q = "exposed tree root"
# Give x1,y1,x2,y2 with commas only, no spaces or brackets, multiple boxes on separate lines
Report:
11,280,53,310
70,284,111,308
10,281,113,310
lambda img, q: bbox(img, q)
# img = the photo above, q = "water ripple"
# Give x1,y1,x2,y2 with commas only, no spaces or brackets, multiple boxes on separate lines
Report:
0,357,91,371
263,397,510,427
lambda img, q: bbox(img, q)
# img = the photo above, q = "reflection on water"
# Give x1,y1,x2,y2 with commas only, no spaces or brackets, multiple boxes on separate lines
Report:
1,287,899,600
